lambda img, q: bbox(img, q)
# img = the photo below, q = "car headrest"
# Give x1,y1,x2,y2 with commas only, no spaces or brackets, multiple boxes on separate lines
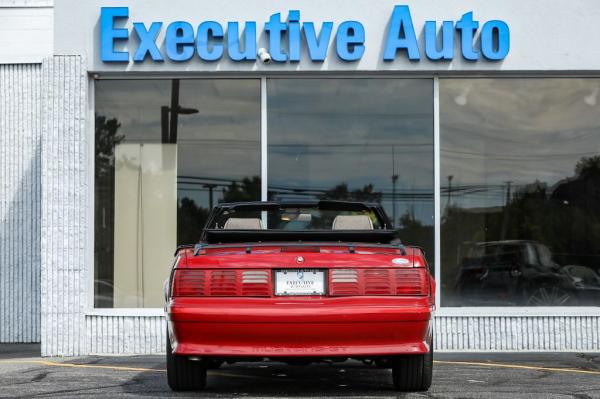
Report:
331,215,373,230
223,218,264,230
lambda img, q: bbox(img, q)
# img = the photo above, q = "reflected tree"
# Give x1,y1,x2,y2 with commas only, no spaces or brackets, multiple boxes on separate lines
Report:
319,183,382,203
396,211,434,260
177,176,262,245
441,154,600,305
575,155,600,179
222,176,261,203
177,197,210,245
94,114,124,308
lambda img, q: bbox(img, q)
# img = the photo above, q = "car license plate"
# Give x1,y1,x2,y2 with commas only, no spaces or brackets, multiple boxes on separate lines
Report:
275,269,325,296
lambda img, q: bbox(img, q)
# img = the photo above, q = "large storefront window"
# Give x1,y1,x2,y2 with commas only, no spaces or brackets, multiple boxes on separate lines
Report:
440,78,600,306
267,79,434,258
95,79,260,308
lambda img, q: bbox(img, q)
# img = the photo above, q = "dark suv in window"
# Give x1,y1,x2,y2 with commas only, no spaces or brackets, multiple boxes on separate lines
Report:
455,240,600,306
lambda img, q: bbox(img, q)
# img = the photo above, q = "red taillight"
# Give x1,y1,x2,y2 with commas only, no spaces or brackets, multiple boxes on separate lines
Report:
171,269,271,297
241,271,270,296
329,269,360,295
395,269,429,295
364,269,392,295
172,269,206,296
172,268,429,298
329,268,429,296
209,270,237,295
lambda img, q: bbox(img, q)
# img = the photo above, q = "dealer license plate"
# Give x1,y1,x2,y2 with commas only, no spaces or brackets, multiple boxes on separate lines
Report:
275,269,325,296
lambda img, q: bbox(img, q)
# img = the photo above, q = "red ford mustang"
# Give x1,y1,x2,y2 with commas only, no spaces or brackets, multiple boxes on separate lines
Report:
165,200,435,391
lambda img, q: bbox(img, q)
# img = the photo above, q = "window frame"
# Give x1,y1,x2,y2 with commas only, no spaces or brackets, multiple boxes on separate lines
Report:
87,73,600,317
436,75,600,316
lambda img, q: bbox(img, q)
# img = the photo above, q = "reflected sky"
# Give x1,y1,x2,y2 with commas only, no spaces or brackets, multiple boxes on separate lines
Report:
96,78,435,226
441,78,600,209
267,78,434,226
95,79,261,207
440,78,600,307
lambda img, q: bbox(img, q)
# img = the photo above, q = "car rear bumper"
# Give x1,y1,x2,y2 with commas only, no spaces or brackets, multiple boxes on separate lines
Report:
167,297,433,357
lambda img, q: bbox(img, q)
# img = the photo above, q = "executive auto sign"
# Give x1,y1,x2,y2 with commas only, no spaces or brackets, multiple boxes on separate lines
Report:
100,5,510,63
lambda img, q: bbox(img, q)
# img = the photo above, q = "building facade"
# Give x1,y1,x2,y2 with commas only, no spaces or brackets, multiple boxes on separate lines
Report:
1,0,600,355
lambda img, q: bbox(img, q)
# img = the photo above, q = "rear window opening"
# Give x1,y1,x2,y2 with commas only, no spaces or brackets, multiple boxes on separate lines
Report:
201,201,401,245
215,208,383,231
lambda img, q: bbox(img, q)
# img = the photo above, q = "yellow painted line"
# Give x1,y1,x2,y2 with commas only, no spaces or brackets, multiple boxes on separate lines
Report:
2,359,598,377
434,360,600,376
0,360,276,379
0,359,165,373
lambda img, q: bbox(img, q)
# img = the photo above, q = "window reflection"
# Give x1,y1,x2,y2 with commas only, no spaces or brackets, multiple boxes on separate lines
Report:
441,78,600,306
267,78,434,260
94,79,260,308
176,79,261,244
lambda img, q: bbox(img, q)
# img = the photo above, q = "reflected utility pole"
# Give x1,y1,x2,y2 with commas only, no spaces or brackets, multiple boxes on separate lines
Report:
504,181,513,206
500,180,513,240
203,184,217,209
161,79,199,144
391,146,398,227
447,175,454,208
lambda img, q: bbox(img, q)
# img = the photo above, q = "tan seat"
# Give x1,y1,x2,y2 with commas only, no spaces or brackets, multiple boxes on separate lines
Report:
223,217,263,230
331,215,373,230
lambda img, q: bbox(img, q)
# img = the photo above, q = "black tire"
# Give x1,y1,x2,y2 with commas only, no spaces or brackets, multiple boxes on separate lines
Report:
166,330,207,391
392,337,433,391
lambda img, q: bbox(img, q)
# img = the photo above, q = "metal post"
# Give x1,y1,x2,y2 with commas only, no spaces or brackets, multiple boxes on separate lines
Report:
433,75,441,309
391,146,398,227
203,184,217,209
160,106,169,144
447,175,454,209
169,79,180,143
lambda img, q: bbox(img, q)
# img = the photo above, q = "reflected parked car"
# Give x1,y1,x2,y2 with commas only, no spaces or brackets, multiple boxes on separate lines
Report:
561,265,600,305
455,240,600,306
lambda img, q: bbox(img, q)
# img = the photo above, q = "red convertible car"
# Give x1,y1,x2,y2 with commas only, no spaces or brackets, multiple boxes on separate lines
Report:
165,201,435,391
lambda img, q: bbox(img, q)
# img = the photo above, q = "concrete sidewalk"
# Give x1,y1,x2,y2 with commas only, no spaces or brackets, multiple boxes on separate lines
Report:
0,343,40,359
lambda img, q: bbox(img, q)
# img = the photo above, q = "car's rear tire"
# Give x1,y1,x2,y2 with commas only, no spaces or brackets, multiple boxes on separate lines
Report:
391,337,433,391
166,330,207,391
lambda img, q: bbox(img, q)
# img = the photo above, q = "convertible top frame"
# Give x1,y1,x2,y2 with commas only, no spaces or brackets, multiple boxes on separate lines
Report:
199,200,396,245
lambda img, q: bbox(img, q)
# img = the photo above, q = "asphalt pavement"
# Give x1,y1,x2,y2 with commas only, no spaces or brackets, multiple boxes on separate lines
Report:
0,345,599,398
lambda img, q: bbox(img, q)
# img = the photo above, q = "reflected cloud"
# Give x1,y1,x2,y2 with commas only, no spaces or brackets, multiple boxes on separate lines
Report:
267,78,435,229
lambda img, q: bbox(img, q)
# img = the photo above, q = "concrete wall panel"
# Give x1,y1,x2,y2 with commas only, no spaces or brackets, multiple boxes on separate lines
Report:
0,63,41,343
434,316,600,352
86,315,166,355
0,6,53,64
40,55,87,355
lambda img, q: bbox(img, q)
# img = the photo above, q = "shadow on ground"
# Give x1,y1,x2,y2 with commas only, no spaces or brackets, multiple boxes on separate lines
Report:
0,344,41,359
122,360,397,397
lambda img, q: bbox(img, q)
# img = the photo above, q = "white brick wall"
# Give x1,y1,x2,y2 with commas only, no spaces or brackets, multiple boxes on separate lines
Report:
86,315,166,355
40,55,87,355
435,316,600,352
0,64,42,343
